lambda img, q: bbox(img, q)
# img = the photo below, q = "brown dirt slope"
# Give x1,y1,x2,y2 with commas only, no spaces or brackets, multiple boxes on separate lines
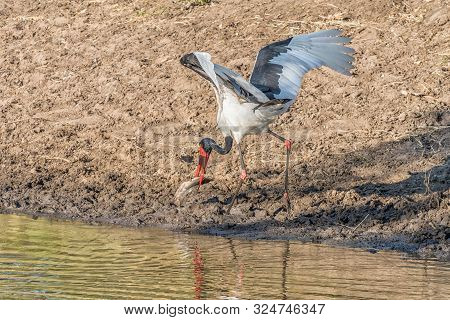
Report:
0,0,449,259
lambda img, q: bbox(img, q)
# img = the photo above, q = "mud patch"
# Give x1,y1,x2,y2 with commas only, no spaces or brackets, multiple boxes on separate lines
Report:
0,0,449,260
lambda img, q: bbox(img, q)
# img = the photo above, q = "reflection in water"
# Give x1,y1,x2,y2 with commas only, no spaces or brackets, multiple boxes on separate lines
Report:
0,214,449,299
193,244,204,300
281,241,290,300
226,239,245,299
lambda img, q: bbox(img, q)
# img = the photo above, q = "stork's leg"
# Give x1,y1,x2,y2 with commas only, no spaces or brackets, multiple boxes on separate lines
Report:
268,130,293,214
226,143,247,214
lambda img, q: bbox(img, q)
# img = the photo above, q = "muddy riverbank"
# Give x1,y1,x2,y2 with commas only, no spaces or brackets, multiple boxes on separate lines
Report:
1,0,449,260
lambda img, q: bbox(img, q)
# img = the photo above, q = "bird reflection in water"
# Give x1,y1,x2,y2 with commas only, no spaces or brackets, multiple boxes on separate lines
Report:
281,241,290,300
193,243,204,299
228,239,245,298
191,240,247,299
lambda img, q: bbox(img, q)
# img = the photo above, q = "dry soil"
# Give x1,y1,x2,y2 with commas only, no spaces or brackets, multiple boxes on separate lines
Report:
0,0,449,260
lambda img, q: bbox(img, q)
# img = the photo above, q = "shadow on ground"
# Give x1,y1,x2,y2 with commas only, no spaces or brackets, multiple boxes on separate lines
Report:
195,125,449,258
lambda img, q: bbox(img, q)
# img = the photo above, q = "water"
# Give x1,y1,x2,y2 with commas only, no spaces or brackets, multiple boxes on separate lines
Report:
0,214,449,299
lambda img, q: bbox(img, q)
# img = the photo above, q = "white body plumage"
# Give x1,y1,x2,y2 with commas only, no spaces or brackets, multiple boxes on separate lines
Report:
218,88,271,143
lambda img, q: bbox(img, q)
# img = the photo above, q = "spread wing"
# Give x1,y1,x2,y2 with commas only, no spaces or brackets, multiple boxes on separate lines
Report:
180,52,268,104
249,29,355,101
213,64,269,104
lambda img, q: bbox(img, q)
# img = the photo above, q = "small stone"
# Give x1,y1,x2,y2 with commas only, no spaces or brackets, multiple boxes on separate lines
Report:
54,17,69,26
438,93,450,106
254,209,268,219
400,90,408,96
350,90,363,99
425,7,448,26
398,113,406,122
342,190,359,206
274,211,287,222
230,207,242,216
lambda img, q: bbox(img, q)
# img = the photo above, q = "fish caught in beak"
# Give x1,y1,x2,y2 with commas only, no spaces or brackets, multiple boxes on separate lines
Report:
194,143,211,187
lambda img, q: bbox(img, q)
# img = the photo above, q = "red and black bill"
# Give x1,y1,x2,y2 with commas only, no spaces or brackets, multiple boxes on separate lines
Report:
194,145,210,187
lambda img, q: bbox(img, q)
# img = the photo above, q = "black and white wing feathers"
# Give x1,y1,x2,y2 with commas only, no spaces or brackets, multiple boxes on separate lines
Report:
180,30,354,119
250,29,354,101
180,52,268,104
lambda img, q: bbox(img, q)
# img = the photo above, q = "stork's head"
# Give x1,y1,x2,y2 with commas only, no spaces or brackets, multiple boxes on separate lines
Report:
194,138,213,186
180,53,210,81
180,53,195,66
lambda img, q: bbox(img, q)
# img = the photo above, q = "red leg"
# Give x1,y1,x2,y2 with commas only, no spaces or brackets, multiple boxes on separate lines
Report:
269,130,293,214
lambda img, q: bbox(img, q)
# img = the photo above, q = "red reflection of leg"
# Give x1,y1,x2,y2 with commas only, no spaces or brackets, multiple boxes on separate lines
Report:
238,263,245,287
193,244,204,300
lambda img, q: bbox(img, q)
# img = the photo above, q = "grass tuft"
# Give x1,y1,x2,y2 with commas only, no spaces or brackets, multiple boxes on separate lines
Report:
181,0,212,7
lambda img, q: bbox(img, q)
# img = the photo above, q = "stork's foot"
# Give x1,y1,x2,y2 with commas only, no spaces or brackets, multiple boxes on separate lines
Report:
226,170,247,214
284,139,293,150
283,192,291,214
